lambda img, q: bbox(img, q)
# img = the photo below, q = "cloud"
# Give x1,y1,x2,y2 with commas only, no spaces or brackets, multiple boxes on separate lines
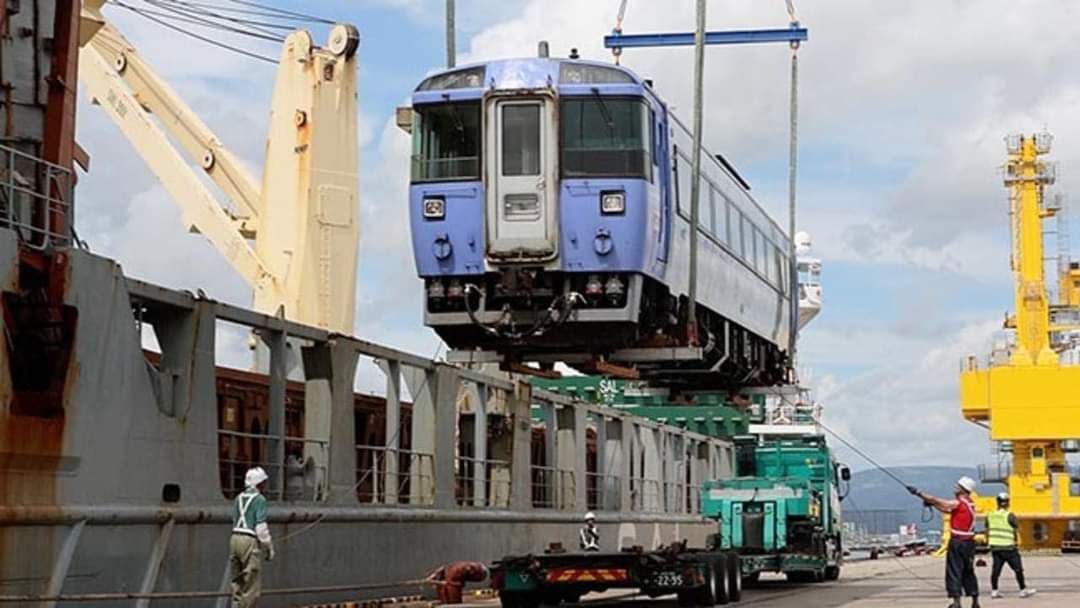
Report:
72,1,1079,468
813,318,1002,467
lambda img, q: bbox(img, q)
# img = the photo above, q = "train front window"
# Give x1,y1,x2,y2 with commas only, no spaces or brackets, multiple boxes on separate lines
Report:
561,97,650,179
411,102,481,182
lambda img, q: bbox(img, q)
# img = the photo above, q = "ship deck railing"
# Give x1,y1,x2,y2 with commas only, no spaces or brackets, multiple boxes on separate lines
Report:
586,472,623,512
0,143,72,250
455,456,511,508
531,465,577,510
355,445,435,506
218,429,329,501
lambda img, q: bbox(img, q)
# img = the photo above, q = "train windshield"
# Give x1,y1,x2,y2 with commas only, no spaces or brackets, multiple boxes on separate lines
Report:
561,97,650,179
411,102,482,182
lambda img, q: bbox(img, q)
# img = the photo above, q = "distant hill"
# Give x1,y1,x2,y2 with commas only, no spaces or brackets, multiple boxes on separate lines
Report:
843,466,999,533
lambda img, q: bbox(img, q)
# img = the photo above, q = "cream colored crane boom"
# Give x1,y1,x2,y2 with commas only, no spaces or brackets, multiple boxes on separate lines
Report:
78,1,361,335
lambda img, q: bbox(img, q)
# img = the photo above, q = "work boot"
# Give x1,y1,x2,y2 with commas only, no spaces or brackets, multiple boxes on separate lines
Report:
1019,588,1037,598
971,598,981,608
947,598,962,608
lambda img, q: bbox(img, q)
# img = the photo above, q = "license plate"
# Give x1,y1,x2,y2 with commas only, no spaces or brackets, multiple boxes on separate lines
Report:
653,571,684,587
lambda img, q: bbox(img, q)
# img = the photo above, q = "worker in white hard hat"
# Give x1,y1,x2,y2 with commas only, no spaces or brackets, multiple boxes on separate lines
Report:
231,466,275,607
579,512,600,552
908,476,981,608
986,492,1036,599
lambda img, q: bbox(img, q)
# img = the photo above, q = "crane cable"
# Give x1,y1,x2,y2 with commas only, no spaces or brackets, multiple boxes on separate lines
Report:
786,0,802,375
611,0,629,64
108,0,281,63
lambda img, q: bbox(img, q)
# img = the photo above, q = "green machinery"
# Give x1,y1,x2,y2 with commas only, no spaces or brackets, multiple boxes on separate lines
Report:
702,435,849,583
533,377,848,584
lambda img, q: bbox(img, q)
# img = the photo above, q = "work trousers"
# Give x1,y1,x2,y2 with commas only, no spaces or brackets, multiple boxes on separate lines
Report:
990,548,1026,591
945,537,979,599
230,533,263,607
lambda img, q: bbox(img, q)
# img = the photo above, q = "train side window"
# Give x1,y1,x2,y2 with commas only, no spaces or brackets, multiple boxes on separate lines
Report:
730,208,744,259
756,226,764,269
650,109,659,168
706,183,717,235
713,191,727,245
724,202,733,246
676,151,693,215
740,215,752,262
780,252,790,294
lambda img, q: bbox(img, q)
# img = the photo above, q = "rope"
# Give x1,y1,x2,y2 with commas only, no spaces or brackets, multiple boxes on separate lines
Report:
0,579,429,603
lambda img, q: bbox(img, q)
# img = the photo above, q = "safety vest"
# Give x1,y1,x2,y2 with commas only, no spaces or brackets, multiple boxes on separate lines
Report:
950,496,976,540
579,526,600,551
232,489,264,537
987,509,1017,548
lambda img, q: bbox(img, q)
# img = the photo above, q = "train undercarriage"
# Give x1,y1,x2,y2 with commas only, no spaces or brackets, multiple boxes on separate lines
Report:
426,269,788,391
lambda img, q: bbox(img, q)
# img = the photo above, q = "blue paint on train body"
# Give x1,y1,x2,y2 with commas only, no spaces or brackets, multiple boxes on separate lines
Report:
406,56,790,366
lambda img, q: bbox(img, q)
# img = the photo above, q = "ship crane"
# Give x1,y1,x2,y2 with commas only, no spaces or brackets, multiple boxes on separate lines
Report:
77,1,361,341
960,132,1080,550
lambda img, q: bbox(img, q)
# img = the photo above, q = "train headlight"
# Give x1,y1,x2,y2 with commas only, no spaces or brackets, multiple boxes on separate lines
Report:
423,197,446,219
600,192,625,215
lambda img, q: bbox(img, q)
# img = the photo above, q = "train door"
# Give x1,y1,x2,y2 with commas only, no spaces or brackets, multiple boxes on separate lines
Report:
485,97,559,260
656,108,672,263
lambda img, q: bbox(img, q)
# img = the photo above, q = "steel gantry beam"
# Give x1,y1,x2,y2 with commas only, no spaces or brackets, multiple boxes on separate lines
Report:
603,26,808,50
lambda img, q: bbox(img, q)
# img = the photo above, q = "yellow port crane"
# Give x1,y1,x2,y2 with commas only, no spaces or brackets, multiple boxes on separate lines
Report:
960,132,1080,550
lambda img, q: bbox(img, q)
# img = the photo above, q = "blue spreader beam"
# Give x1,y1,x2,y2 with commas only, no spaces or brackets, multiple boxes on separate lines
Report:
604,26,808,49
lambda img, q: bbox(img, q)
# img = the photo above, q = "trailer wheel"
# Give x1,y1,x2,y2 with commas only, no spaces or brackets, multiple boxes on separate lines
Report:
825,566,840,581
725,553,742,602
707,555,729,605
500,591,540,608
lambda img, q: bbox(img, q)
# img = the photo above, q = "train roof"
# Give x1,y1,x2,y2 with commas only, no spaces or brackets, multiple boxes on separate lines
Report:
412,57,655,103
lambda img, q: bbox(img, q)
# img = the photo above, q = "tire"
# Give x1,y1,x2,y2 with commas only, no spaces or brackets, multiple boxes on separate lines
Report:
709,555,730,605
824,565,841,581
725,553,742,602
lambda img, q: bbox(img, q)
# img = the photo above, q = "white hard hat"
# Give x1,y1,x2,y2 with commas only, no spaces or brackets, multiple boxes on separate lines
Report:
245,466,269,488
956,476,977,493
584,511,596,521
997,492,1010,503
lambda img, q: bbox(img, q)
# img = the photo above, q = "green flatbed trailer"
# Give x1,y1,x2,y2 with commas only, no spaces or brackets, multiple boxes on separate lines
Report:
701,435,849,584
492,543,745,606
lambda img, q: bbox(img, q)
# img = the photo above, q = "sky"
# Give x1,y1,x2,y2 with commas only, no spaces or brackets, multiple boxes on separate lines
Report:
72,0,1080,470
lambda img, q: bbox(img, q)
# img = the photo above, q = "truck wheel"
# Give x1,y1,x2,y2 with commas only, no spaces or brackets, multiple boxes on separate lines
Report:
825,566,841,581
725,553,742,602
813,569,826,583
706,555,730,605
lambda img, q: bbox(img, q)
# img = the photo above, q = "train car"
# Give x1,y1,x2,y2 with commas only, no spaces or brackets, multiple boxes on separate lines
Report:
402,53,792,387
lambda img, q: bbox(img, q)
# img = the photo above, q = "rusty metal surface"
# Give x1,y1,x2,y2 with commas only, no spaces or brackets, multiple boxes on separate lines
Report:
0,231,733,605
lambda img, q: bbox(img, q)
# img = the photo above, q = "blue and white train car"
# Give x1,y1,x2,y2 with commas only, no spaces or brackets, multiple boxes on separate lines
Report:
403,55,791,386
